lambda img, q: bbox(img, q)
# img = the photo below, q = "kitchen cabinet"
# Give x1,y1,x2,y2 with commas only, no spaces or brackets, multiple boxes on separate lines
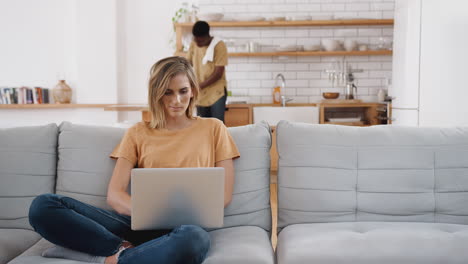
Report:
174,19,394,57
224,104,252,127
319,101,391,126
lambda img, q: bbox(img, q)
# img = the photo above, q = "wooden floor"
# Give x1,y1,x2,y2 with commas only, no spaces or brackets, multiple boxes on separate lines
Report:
270,171,278,249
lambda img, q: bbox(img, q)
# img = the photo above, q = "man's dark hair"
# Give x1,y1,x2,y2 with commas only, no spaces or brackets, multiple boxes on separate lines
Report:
192,21,210,37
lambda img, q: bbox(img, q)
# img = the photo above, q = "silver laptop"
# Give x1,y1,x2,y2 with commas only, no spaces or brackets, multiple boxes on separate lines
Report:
130,167,225,230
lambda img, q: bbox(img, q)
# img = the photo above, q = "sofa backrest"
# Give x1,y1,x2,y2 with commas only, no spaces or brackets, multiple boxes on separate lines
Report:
55,122,126,210
0,124,58,230
56,121,272,231
277,121,468,230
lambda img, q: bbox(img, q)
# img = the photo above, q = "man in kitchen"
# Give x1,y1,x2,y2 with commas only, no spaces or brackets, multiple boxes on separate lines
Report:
186,20,228,122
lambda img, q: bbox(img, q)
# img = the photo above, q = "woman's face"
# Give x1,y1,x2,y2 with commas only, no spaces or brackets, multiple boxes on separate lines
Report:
162,73,193,119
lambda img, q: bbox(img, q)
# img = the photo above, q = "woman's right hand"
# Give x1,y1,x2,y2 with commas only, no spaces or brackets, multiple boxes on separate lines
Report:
107,158,134,216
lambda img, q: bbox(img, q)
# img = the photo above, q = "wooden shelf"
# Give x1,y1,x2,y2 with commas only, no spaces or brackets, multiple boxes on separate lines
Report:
175,19,394,28
174,19,394,55
324,121,369,126
175,50,392,57
0,104,114,109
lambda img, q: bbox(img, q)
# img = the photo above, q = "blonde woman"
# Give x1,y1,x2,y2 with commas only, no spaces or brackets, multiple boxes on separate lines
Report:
29,56,240,264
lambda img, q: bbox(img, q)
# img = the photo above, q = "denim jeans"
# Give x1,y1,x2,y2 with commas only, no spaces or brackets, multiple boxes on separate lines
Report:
197,88,227,123
29,193,211,264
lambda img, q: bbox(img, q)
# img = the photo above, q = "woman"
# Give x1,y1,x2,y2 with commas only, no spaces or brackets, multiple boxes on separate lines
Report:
28,56,240,264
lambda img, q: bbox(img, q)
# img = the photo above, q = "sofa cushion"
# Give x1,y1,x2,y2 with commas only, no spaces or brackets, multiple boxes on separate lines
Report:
223,122,272,231
0,124,58,230
56,122,126,210
276,222,468,264
10,226,275,264
276,121,468,228
0,229,41,264
203,226,275,264
57,121,272,231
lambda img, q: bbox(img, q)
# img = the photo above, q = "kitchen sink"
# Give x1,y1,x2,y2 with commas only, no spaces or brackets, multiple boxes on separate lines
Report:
253,106,319,126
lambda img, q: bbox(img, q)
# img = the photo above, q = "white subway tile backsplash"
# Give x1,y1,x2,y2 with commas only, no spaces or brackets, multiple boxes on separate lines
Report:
381,62,392,70
358,28,383,36
297,71,321,79
321,4,345,11
286,79,309,87
308,29,334,37
368,70,391,78
261,80,276,88
272,4,298,12
357,11,382,19
260,96,274,104
261,29,286,38
285,29,310,37
272,71,297,79
238,80,261,88
198,0,394,103
285,63,309,71
297,4,321,11
297,88,321,95
297,57,322,63
247,72,272,79
309,79,332,87
249,88,272,96
261,63,285,71
382,11,394,19
229,72,249,80
356,62,381,70
334,28,358,37
356,79,382,86
370,2,395,11
283,88,297,96
346,3,369,11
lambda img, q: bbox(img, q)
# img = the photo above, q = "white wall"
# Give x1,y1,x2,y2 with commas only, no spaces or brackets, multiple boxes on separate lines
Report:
419,0,468,126
0,0,68,87
0,0,184,127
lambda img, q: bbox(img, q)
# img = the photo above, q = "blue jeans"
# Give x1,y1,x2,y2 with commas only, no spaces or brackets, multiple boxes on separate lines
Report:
29,193,211,264
197,88,227,122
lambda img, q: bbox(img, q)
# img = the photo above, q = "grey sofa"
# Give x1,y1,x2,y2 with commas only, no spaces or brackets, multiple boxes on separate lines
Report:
275,121,468,264
1,122,275,264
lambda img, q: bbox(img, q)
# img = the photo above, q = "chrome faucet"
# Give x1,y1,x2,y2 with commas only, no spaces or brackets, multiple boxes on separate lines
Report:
281,95,293,107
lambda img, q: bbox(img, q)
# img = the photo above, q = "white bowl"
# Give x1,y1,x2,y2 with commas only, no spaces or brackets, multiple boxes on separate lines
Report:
304,44,321,51
344,39,358,51
321,39,340,52
197,13,224,22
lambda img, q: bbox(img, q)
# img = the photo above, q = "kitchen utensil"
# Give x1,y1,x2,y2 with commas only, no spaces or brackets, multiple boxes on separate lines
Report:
345,83,358,100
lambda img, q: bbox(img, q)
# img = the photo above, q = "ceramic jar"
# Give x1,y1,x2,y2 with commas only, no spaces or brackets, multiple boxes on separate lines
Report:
52,80,72,104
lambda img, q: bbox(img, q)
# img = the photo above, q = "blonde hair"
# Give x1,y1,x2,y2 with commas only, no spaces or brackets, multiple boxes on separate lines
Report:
148,56,199,129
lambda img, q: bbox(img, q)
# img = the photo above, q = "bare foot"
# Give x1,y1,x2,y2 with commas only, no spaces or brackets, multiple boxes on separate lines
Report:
105,242,134,264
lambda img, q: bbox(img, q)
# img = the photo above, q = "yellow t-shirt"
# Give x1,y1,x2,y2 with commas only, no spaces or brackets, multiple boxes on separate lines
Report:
110,117,239,168
187,40,228,107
